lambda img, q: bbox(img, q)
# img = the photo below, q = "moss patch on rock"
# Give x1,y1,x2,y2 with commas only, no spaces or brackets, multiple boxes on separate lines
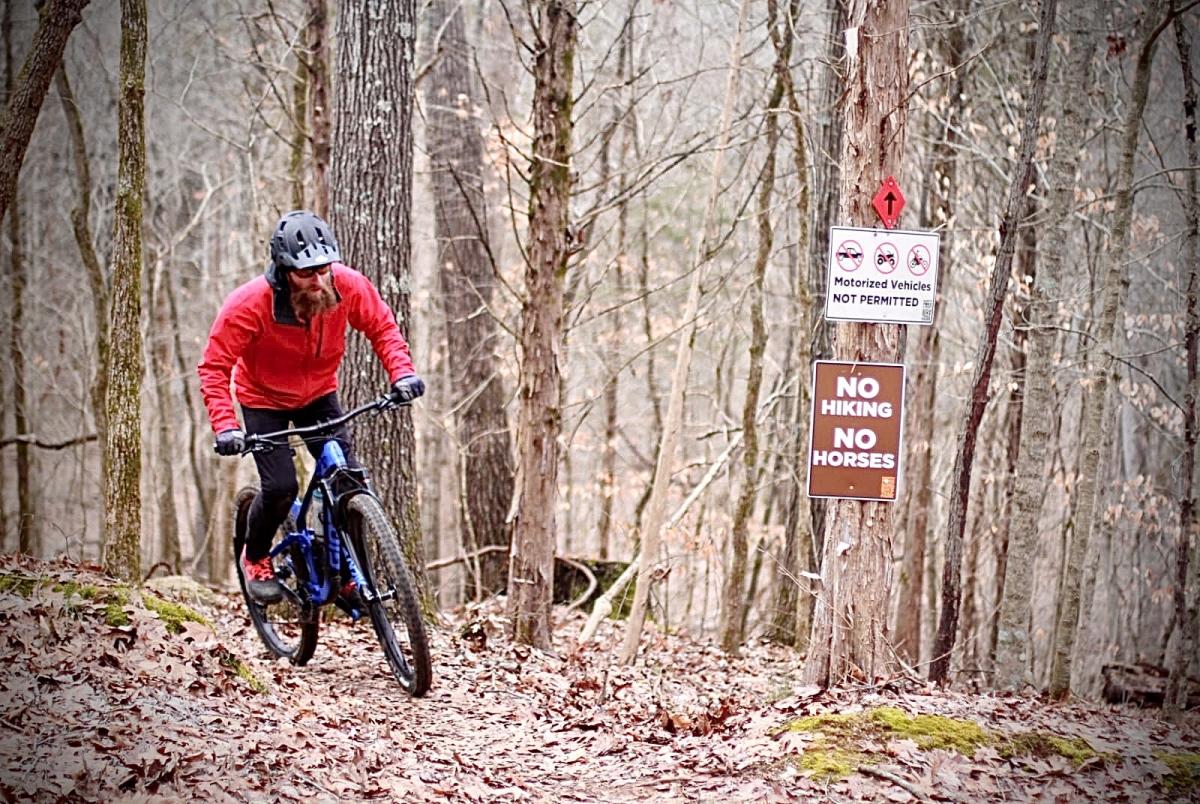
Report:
1156,751,1200,794
142,593,211,634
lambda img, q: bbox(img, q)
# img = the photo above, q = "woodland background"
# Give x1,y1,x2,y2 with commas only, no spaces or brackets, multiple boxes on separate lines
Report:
0,0,1196,708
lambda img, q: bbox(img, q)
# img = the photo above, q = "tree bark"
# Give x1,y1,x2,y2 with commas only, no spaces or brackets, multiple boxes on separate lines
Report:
3,0,33,555
802,0,908,688
992,0,1097,690
928,0,1055,684
331,0,432,612
1165,8,1200,720
102,0,146,583
719,13,783,652
619,0,751,665
893,0,970,666
1048,0,1172,698
426,0,515,597
306,0,330,218
508,0,576,648
766,0,814,648
0,0,88,225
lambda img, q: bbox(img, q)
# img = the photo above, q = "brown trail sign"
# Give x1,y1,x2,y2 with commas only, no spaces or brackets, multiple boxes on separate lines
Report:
807,361,905,501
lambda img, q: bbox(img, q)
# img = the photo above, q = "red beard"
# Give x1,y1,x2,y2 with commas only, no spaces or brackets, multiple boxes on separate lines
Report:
291,276,338,320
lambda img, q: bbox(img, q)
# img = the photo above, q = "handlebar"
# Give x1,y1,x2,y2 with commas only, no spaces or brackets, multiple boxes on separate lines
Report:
240,395,408,455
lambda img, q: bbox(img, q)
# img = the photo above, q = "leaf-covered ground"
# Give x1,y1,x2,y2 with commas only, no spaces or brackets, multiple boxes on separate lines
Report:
1,555,1197,802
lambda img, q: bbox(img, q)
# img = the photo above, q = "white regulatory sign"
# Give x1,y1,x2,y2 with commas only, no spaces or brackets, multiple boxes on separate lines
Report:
825,226,941,325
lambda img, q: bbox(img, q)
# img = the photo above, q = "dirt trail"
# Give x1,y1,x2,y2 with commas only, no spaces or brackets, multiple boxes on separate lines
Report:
0,555,1197,802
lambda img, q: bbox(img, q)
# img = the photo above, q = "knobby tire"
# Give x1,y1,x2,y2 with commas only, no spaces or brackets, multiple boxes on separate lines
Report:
233,486,319,665
345,494,432,696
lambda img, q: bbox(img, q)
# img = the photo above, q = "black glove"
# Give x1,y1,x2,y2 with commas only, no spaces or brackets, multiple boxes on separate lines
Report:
390,375,426,404
214,429,245,456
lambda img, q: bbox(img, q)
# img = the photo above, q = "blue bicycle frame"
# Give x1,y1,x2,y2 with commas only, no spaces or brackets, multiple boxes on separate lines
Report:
267,438,374,619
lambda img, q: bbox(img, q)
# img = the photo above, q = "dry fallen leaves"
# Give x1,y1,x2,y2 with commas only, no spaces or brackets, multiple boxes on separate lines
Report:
0,554,1196,802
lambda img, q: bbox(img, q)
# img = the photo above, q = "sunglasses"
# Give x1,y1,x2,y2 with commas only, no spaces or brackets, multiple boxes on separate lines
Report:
292,264,332,278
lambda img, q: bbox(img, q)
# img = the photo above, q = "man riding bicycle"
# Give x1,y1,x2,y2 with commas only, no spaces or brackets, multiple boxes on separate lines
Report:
198,210,425,604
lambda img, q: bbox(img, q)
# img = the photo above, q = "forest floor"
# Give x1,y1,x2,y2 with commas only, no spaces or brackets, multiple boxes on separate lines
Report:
0,554,1198,802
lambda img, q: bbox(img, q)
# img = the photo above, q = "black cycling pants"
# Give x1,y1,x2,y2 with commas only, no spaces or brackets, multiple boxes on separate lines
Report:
241,392,358,560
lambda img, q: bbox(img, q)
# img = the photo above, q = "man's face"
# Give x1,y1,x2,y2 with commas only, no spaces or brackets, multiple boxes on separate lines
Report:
287,264,337,319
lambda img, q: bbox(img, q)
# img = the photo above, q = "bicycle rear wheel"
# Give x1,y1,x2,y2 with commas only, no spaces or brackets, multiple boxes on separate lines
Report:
233,486,319,665
344,494,432,696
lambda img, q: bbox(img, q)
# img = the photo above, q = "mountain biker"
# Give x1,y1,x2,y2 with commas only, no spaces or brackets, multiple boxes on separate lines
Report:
197,210,425,604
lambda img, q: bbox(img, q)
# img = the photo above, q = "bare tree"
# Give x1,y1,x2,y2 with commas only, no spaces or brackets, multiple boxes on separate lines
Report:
618,0,752,665
929,0,1056,685
893,0,971,665
508,0,576,648
1165,7,1200,720
0,0,89,225
102,0,147,582
1048,0,1173,698
993,0,1098,690
331,0,431,607
803,0,909,688
426,0,515,597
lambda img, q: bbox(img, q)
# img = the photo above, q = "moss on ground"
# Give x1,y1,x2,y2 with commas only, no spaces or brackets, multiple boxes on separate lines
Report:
800,746,872,780
1001,732,1103,766
783,705,1107,780
102,587,132,627
1156,751,1200,794
142,593,211,634
218,649,269,694
870,706,994,756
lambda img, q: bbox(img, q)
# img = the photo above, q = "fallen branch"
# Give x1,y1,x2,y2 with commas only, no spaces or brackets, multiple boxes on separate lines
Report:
425,544,507,572
859,766,930,802
0,433,97,450
558,556,597,613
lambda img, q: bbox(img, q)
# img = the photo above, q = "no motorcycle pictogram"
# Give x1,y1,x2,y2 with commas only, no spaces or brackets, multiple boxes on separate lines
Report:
835,240,864,272
908,244,931,276
874,242,898,274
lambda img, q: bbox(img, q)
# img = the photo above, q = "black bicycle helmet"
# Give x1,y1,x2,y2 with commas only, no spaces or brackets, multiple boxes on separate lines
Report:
269,210,341,270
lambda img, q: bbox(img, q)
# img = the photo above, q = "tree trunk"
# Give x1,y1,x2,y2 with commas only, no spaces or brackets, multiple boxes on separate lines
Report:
56,65,107,443
101,0,146,583
993,0,1097,690
619,0,751,665
289,29,308,210
766,0,814,649
719,17,783,652
150,259,180,573
1165,10,1199,720
508,0,576,648
893,0,970,665
331,0,431,611
306,0,330,218
0,0,88,226
1048,0,1171,698
426,0,515,597
802,0,908,688
928,0,1055,684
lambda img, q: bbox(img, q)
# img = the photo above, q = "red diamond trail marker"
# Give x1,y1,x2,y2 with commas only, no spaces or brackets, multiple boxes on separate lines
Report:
872,176,905,229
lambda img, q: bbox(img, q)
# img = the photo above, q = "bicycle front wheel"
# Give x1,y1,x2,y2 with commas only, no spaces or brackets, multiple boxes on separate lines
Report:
344,494,432,696
233,486,319,665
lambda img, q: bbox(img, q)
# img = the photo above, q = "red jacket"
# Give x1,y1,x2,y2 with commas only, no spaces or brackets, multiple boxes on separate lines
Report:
198,262,415,434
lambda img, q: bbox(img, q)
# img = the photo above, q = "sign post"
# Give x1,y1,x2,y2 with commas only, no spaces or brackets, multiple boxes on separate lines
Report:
808,361,906,501
825,225,940,325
